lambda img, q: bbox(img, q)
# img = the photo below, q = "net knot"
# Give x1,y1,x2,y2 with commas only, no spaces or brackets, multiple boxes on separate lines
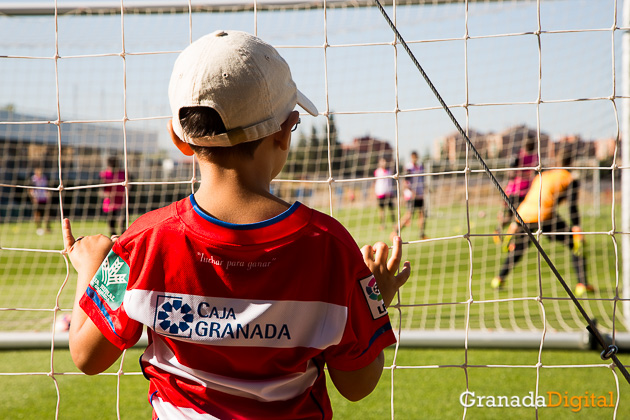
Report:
600,344,618,360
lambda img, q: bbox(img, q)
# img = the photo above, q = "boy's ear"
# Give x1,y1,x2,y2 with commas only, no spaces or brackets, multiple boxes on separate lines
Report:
168,120,194,156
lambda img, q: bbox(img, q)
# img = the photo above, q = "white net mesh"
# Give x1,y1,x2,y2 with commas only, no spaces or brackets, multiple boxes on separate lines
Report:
0,0,628,417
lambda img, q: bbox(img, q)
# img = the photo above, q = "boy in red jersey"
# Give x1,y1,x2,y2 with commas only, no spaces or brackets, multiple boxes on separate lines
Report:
63,30,410,419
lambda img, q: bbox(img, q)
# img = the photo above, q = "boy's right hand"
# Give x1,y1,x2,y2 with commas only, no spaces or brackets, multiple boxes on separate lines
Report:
361,236,411,307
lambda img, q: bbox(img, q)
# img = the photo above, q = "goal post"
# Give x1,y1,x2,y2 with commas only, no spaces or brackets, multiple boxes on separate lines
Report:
622,0,630,340
0,0,536,16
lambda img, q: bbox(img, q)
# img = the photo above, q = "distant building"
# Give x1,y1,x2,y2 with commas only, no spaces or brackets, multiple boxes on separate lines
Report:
340,135,394,177
434,128,486,162
486,125,550,160
594,137,617,162
0,109,163,218
343,135,393,156
0,109,159,185
552,134,598,165
435,125,552,164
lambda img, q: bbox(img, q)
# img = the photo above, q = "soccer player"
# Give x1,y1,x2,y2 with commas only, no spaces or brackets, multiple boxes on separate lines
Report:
99,156,126,236
30,167,52,235
63,30,411,419
494,137,538,241
491,142,592,297
374,158,395,231
400,151,427,239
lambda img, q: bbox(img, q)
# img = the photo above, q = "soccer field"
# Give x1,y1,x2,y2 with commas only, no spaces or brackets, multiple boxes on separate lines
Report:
0,347,627,419
0,200,625,335
1,201,628,417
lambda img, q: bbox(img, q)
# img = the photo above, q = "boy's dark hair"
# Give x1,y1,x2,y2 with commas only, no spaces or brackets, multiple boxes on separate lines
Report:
179,107,264,159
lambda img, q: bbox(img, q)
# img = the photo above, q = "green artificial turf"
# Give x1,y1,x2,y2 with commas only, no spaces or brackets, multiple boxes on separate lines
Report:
0,347,627,419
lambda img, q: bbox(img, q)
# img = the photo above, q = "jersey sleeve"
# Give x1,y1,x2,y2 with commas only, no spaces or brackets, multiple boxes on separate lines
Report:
323,271,396,371
79,246,143,350
305,212,397,372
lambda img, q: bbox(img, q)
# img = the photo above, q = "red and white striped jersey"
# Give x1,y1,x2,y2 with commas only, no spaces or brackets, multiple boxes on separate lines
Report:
81,195,396,419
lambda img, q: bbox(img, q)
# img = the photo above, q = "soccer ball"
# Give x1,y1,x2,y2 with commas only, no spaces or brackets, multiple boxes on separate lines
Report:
54,314,71,332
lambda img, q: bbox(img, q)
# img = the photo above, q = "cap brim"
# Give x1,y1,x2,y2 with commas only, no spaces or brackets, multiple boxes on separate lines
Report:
297,89,318,117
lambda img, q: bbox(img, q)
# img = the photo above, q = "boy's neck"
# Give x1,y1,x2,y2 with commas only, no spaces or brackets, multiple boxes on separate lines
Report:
192,154,291,225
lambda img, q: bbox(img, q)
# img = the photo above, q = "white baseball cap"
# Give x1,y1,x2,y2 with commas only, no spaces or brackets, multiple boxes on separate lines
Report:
169,30,318,147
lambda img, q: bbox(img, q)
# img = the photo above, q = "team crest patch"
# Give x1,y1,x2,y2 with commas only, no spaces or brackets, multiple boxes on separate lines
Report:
154,295,194,338
90,250,129,310
359,276,388,319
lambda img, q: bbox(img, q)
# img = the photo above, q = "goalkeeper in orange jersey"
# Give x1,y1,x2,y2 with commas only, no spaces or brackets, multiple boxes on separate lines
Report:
491,143,592,297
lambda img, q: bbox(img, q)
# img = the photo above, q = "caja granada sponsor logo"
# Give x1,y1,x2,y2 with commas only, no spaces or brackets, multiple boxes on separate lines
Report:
154,295,291,341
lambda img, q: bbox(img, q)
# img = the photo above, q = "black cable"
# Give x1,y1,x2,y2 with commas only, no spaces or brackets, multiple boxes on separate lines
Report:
371,0,629,385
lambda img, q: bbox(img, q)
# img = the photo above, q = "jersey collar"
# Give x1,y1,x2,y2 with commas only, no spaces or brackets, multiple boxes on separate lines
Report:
180,195,311,245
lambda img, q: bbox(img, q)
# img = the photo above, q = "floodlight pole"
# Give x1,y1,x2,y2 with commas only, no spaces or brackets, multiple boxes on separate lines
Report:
622,0,630,326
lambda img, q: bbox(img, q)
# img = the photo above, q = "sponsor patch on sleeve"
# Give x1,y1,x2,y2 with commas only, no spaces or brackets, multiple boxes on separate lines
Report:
89,249,130,311
359,275,388,319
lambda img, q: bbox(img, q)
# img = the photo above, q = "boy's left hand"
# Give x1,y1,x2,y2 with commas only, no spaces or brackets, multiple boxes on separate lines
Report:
63,219,116,277
361,236,411,307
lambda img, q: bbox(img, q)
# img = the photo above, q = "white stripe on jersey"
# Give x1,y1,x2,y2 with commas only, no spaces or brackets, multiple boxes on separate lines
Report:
124,289,348,349
143,338,319,402
152,395,221,420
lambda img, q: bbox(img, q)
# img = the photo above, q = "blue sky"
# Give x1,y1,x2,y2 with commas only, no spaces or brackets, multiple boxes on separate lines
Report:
0,0,623,160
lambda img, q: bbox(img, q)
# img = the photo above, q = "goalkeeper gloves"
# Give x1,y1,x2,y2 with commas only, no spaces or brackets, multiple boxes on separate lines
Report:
501,222,518,253
572,226,584,257
502,234,514,253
